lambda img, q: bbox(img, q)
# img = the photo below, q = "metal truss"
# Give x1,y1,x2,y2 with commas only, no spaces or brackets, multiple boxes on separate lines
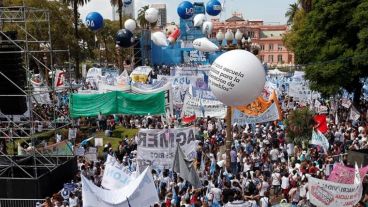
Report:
0,3,73,179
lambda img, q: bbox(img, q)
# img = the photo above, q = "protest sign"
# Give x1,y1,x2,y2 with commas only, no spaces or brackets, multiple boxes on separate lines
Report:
328,163,368,184
85,147,97,161
68,128,77,140
182,94,226,118
82,167,159,207
232,102,280,125
308,165,362,207
101,155,133,190
136,127,198,169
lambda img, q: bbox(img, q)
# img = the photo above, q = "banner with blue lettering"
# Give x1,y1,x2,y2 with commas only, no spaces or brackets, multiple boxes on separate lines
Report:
101,155,134,190
136,127,198,169
232,102,280,125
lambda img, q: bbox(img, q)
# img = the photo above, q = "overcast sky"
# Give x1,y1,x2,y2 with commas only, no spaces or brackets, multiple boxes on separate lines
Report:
79,0,296,25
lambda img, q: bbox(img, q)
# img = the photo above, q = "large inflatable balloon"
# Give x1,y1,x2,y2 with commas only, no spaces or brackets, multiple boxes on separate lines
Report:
202,21,213,35
168,29,181,44
145,8,159,23
206,0,222,16
151,31,168,47
85,12,104,31
124,19,136,32
115,29,134,48
177,1,194,19
124,0,132,5
209,50,266,106
193,14,206,27
193,37,219,52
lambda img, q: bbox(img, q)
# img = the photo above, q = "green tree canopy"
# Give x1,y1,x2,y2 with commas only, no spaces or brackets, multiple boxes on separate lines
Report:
284,0,368,103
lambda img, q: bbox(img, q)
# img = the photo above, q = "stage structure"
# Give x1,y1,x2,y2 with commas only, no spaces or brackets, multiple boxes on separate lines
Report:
0,3,76,199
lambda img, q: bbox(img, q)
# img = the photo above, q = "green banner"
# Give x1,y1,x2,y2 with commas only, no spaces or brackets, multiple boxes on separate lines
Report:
69,91,165,118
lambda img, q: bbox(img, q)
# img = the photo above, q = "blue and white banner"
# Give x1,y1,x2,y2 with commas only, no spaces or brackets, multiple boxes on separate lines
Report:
232,102,280,125
311,129,329,152
101,155,134,190
131,78,171,94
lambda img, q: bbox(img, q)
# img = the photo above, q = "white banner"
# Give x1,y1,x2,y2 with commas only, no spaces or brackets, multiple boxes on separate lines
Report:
232,102,280,125
131,78,171,94
182,94,226,118
82,167,159,207
68,128,77,140
308,167,362,207
136,127,198,169
101,155,133,190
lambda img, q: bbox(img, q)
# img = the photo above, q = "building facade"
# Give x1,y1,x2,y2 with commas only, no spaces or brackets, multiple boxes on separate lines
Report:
150,4,167,29
211,13,294,65
112,0,135,20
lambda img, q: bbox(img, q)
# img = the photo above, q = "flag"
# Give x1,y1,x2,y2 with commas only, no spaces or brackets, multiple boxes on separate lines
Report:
311,129,329,152
183,115,196,124
349,106,360,121
313,114,327,133
172,145,202,188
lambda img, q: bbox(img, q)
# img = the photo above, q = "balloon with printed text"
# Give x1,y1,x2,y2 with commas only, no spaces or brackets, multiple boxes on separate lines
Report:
177,1,194,19
206,0,222,16
193,37,219,52
85,12,104,31
209,50,266,106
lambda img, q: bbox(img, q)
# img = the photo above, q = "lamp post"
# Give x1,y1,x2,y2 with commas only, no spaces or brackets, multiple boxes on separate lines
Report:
215,30,259,172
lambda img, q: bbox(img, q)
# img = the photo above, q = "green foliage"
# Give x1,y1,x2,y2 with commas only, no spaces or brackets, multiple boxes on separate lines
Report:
284,0,368,103
285,3,299,25
111,126,139,139
285,107,314,146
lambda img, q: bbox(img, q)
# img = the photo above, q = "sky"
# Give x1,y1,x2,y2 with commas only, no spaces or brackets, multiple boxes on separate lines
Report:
79,0,296,25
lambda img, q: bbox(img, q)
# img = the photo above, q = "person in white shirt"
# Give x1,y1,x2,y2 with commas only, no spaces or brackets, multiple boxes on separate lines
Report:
281,172,290,200
269,148,280,163
271,168,281,196
258,176,270,197
209,182,222,205
260,191,271,207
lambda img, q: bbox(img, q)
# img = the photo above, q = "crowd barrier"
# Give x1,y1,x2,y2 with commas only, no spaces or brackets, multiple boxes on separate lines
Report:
0,198,44,207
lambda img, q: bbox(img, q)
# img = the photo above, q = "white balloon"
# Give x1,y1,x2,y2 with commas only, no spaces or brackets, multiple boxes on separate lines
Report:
202,21,213,35
193,37,219,52
124,19,136,31
151,31,168,47
209,50,266,106
193,14,206,27
145,8,159,23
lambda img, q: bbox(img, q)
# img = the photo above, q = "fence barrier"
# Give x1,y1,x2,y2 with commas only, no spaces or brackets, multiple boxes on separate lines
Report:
0,198,44,207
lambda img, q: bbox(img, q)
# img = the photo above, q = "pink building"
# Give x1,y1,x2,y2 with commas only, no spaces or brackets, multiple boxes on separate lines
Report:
211,13,294,65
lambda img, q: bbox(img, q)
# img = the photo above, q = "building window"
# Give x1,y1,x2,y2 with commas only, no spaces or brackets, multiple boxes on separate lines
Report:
268,55,274,63
260,55,264,62
260,44,265,51
278,44,283,51
268,44,274,51
278,54,283,63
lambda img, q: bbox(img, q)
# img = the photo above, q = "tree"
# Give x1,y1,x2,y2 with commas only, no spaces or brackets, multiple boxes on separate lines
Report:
285,3,299,25
284,0,368,104
137,5,149,29
62,0,91,79
285,107,314,146
299,0,312,13
110,0,123,29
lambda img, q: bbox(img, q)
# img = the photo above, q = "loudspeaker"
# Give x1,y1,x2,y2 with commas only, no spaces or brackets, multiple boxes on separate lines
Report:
0,31,27,115
133,39,142,66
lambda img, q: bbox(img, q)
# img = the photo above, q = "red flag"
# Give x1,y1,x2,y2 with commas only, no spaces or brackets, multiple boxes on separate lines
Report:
314,114,327,133
183,115,196,124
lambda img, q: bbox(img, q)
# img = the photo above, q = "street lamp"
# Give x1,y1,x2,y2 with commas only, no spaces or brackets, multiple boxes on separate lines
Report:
216,29,225,47
235,29,243,46
224,29,234,46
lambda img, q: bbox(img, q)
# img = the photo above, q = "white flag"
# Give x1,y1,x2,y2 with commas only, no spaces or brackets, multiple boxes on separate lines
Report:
349,106,360,121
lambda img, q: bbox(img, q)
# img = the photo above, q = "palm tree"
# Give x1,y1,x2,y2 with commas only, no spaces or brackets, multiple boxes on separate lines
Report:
110,0,123,29
285,3,299,25
299,0,312,13
137,5,149,29
62,0,90,79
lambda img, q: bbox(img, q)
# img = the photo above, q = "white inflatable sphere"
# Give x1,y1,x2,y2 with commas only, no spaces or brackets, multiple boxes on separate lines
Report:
235,29,243,40
145,8,159,23
124,19,136,32
193,14,206,27
202,21,213,35
209,49,266,106
151,31,168,47
193,37,219,52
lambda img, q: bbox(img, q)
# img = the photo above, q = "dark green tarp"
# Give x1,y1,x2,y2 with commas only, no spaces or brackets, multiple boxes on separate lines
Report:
69,91,165,118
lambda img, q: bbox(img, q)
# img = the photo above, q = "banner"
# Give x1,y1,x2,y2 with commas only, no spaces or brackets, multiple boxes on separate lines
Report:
182,115,196,124
101,155,133,190
314,114,328,134
130,66,152,83
131,78,171,94
182,94,226,118
308,164,362,207
82,167,159,207
37,140,73,156
55,70,65,88
341,98,352,108
311,129,329,152
68,128,77,140
350,106,360,121
328,163,368,184
136,127,198,169
232,102,280,125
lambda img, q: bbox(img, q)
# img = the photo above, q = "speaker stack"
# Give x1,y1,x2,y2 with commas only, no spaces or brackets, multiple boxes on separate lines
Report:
0,31,28,115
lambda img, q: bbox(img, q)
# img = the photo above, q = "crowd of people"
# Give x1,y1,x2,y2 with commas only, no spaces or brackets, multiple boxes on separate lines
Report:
35,94,368,207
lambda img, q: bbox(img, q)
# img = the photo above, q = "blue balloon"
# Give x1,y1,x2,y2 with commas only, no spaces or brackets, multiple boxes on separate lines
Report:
177,1,194,19
115,29,134,48
124,0,132,5
85,12,104,31
206,0,222,16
